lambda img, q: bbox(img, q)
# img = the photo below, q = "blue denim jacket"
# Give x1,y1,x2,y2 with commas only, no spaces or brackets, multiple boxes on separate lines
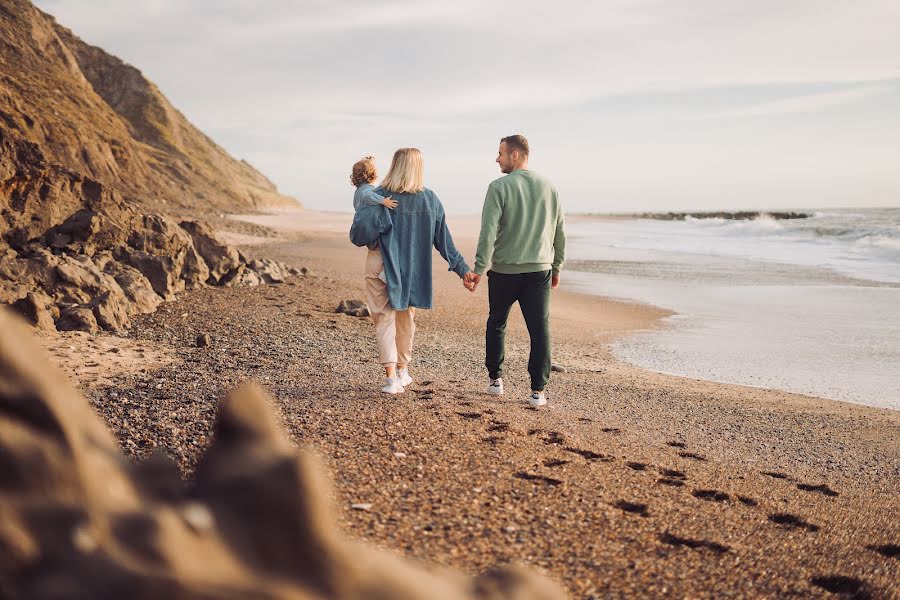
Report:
349,203,392,248
375,187,469,310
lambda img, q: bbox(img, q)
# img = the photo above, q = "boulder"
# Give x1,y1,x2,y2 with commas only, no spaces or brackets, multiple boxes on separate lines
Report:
103,261,161,315
249,258,290,284
11,291,57,331
336,300,369,318
55,304,98,332
125,250,184,300
127,213,209,290
179,220,242,284
89,290,130,332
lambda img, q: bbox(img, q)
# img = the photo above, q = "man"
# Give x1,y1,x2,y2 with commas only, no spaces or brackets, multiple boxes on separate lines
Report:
464,135,566,407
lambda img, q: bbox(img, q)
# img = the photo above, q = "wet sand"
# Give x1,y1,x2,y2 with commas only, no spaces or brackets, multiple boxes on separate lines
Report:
45,209,900,598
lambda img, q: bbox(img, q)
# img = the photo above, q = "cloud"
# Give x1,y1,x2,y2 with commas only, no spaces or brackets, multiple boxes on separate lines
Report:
705,82,897,119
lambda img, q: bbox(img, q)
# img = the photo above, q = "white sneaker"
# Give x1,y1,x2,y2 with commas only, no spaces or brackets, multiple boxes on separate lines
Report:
488,378,504,396
398,367,413,387
381,377,405,394
528,391,547,407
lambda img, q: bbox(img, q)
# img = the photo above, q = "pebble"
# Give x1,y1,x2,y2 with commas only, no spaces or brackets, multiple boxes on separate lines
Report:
351,503,373,511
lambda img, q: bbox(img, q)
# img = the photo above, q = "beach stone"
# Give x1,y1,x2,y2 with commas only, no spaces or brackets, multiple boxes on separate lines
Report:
196,333,211,348
336,299,369,318
56,304,99,332
248,258,290,284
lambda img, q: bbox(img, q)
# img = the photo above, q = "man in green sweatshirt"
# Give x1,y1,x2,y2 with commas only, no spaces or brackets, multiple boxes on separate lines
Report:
464,135,566,407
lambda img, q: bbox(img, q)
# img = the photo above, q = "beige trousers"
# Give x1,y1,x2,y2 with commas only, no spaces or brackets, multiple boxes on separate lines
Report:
365,249,415,367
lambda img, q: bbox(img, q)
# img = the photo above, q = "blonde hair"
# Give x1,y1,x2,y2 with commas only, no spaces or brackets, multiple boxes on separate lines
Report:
380,148,425,193
350,156,377,186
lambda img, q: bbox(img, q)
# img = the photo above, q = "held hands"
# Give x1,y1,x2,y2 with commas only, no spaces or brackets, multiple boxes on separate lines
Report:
463,271,480,292
382,197,399,209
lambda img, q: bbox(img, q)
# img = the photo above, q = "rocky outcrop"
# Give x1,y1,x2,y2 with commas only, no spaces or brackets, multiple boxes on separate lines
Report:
0,0,299,212
0,309,564,599
0,120,299,333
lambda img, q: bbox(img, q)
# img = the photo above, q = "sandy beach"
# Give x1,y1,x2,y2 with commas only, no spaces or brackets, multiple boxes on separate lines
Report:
38,208,900,598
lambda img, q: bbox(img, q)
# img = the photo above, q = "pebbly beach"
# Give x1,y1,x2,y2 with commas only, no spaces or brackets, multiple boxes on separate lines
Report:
36,208,900,599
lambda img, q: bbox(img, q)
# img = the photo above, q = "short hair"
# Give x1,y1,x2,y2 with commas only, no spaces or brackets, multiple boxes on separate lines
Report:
500,134,529,157
380,148,425,194
350,156,377,186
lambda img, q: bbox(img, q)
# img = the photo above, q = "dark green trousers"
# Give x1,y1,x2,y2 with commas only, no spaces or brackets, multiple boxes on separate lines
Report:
485,270,552,391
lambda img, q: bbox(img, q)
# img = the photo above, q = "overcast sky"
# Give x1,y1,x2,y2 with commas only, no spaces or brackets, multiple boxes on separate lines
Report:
36,0,900,213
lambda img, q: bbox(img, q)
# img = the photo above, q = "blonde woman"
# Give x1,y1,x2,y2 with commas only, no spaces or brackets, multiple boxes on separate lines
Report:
366,148,471,393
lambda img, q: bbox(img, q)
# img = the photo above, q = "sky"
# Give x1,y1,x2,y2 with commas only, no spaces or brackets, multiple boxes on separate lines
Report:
36,0,900,214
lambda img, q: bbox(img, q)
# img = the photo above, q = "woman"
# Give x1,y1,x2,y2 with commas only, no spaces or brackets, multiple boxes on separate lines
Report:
365,148,471,394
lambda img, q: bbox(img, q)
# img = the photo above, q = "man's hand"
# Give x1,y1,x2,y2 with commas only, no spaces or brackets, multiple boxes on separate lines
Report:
382,197,398,209
463,271,481,292
551,273,560,289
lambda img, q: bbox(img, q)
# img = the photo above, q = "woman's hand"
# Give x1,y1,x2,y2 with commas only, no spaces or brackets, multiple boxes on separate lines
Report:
382,197,399,209
463,271,480,292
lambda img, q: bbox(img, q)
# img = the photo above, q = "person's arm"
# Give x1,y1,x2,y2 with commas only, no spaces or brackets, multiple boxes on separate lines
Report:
432,200,470,278
473,183,502,275
551,191,566,289
362,188,398,209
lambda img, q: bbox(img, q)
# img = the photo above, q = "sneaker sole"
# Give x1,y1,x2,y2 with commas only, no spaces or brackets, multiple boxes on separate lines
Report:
528,399,547,407
488,388,504,396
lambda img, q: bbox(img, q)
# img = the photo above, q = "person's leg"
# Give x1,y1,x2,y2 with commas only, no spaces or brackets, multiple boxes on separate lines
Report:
364,249,398,376
518,270,552,392
396,307,416,369
485,271,519,380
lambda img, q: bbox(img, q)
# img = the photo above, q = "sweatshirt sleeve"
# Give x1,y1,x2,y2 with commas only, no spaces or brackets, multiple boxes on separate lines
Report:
473,183,502,275
432,200,470,278
552,192,566,275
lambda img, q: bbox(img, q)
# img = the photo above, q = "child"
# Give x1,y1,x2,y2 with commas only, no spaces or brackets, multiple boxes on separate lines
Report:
351,156,398,210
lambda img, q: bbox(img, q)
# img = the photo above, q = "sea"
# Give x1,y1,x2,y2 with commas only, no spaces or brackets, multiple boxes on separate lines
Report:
564,207,900,411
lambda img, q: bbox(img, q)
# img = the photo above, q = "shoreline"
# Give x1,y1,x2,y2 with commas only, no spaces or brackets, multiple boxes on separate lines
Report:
227,208,898,417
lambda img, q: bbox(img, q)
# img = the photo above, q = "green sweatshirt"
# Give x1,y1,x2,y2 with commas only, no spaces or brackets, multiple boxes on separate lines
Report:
474,169,566,275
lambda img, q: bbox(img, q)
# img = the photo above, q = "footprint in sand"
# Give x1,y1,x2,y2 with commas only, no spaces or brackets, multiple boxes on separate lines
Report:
659,532,728,554
796,482,839,497
613,500,648,516
513,471,563,486
867,544,899,559
456,411,482,420
487,422,510,433
692,489,729,502
667,441,687,449
762,471,790,480
659,468,687,479
565,447,613,462
768,513,819,532
809,575,871,599
737,495,758,507
482,435,503,446
626,462,648,471
543,458,570,468
677,451,706,461
600,427,621,434
656,478,685,487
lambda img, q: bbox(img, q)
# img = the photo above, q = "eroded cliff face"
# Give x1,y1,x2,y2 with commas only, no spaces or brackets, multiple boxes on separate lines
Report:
0,0,298,212
0,0,303,332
